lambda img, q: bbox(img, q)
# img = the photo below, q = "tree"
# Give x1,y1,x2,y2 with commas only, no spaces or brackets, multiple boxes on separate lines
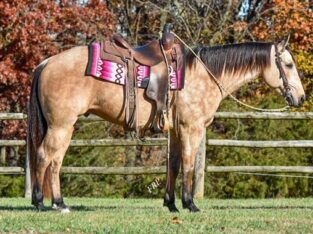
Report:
0,0,116,139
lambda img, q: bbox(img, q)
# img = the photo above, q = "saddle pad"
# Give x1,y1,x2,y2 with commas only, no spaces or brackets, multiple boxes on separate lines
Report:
86,42,184,90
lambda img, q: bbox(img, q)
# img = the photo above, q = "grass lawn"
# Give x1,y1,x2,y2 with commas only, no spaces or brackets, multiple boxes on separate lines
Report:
0,198,313,233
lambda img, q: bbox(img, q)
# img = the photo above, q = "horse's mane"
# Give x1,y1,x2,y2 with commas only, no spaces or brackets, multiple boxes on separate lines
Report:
187,42,272,78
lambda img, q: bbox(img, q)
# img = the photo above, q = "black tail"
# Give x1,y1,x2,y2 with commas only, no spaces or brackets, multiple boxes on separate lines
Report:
28,61,52,198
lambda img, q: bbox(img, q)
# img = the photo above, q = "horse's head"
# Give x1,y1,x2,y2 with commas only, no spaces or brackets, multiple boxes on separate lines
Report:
263,39,305,107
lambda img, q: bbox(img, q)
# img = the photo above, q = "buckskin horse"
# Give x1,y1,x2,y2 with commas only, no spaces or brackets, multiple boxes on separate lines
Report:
28,34,305,213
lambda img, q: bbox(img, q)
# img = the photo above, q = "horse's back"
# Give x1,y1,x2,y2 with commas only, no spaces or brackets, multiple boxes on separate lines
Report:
38,46,153,127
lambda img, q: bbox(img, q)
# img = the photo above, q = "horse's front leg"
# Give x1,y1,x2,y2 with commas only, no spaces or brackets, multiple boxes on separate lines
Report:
164,130,181,212
180,124,205,212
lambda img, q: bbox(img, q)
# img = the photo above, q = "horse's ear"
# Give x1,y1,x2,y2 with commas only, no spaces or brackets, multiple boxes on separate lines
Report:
277,34,290,52
285,33,291,46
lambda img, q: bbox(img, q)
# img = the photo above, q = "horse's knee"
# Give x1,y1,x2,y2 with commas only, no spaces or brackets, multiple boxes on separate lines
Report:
183,165,195,177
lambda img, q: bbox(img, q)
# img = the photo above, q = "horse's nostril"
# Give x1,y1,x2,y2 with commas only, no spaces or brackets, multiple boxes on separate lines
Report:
286,94,293,105
299,95,305,106
301,95,305,102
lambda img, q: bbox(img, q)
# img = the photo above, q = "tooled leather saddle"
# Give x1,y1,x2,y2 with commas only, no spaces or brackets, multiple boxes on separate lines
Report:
89,24,185,134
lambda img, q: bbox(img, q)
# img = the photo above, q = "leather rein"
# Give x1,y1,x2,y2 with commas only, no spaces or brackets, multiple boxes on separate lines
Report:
274,44,292,100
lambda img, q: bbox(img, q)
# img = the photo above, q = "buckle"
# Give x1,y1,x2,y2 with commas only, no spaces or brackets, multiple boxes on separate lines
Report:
121,56,128,63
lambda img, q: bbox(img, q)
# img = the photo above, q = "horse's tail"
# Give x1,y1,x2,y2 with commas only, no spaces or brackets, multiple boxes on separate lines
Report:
28,60,52,198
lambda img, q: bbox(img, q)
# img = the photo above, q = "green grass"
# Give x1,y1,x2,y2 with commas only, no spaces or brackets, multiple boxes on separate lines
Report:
0,198,313,233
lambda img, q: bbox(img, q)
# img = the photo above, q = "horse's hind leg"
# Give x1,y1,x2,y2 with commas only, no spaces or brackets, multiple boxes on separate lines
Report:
32,126,73,212
47,126,74,212
32,142,51,211
164,131,181,212
48,126,74,212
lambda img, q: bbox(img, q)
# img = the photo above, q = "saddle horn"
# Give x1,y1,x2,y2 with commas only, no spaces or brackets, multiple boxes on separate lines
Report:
163,23,173,33
161,23,175,51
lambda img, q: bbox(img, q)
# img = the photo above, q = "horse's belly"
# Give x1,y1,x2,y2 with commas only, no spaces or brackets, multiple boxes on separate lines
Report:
89,80,154,127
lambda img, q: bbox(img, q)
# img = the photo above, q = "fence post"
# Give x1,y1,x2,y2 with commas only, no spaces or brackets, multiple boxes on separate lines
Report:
0,147,6,164
24,133,31,198
193,129,206,199
124,132,137,183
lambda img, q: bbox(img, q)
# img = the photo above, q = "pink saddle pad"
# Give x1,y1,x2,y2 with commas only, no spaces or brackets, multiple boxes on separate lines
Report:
86,42,184,90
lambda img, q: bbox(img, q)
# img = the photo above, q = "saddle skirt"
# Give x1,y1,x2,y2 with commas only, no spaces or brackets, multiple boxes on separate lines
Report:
86,42,185,90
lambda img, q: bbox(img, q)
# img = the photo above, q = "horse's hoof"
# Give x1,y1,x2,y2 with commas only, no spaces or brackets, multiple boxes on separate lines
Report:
52,203,70,213
168,204,180,213
189,204,200,213
164,202,179,212
182,202,200,212
35,203,46,212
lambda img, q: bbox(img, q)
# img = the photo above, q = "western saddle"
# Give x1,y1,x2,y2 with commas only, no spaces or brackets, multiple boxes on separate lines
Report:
100,24,184,134
112,36,166,66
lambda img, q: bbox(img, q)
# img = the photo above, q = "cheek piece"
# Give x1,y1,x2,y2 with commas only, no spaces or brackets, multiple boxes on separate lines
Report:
274,44,293,105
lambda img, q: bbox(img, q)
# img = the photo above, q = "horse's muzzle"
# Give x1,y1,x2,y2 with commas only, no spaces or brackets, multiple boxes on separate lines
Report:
298,94,306,106
286,93,305,107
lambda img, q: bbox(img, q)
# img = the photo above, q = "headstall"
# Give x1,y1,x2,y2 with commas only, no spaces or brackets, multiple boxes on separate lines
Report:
274,44,292,99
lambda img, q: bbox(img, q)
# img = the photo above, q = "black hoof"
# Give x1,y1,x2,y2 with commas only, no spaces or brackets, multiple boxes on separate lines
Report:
52,198,70,213
164,203,180,213
182,202,200,212
189,203,200,212
33,202,46,211
52,203,68,209
52,204,70,213
32,184,45,211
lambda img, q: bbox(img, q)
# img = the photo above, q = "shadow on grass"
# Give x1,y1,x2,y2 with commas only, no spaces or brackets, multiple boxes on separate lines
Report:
209,205,313,210
0,205,158,212
0,206,35,211
70,205,158,212
1,204,313,212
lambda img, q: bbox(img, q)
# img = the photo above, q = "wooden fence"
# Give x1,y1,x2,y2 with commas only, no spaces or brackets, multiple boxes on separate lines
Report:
1,112,313,198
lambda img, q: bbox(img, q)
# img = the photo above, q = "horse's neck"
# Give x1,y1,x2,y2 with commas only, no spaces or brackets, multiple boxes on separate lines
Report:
219,69,261,99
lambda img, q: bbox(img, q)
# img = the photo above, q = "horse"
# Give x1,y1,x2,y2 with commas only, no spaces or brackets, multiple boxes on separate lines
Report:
28,38,305,213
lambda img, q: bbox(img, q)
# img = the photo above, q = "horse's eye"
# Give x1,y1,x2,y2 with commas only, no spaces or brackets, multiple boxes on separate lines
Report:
286,63,293,69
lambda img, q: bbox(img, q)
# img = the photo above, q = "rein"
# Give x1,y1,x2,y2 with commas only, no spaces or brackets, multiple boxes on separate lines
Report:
160,41,172,193
172,32,290,112
274,44,292,100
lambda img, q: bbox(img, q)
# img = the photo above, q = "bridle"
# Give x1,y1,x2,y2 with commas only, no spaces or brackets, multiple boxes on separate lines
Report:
274,44,293,100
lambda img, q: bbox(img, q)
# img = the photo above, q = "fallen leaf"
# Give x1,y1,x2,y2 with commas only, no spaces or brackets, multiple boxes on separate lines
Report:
171,216,182,224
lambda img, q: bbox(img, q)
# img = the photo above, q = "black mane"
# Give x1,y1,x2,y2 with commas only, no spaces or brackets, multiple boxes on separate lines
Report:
187,42,272,78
